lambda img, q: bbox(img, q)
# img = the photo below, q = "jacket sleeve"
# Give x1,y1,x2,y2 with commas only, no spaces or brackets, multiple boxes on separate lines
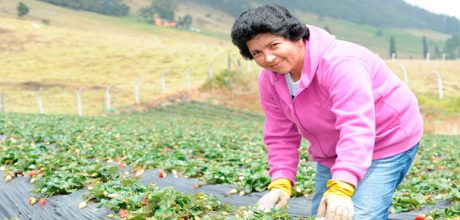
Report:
258,72,302,185
321,58,376,187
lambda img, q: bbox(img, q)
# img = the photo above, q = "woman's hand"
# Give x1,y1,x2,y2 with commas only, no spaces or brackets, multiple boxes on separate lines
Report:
317,193,354,219
256,188,290,211
256,178,292,211
316,179,355,220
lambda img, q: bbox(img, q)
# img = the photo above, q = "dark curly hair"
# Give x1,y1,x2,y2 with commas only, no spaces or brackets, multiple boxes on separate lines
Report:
230,4,309,60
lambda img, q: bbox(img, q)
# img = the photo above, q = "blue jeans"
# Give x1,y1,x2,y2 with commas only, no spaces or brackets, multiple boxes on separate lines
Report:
311,143,419,220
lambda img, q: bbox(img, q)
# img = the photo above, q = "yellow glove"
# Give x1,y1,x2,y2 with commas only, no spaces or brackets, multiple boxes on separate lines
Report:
267,178,292,196
317,180,355,220
256,178,292,211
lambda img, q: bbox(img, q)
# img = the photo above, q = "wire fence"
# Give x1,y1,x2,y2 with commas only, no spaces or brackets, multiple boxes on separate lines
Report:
1,59,459,116
0,57,256,116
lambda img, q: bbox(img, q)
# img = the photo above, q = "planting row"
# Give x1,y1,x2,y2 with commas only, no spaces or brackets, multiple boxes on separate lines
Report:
0,101,458,218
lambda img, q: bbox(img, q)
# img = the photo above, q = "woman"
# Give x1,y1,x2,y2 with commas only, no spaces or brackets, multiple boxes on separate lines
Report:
230,5,423,220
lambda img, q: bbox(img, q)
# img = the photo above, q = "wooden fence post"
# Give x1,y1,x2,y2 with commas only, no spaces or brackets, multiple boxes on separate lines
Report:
433,71,444,99
208,65,214,90
208,65,213,78
105,86,112,113
186,69,192,89
0,92,5,113
76,87,84,116
37,87,44,114
227,53,231,70
134,78,140,105
399,65,408,85
161,73,166,94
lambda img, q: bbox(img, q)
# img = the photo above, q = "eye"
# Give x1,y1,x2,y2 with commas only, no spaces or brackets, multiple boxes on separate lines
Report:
271,42,280,48
252,51,261,58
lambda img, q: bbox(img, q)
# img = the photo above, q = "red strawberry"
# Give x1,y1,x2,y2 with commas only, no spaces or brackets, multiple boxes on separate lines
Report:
28,197,37,205
141,197,148,207
158,170,166,178
38,198,46,206
28,170,38,177
118,163,127,169
414,215,426,220
134,168,144,177
118,210,127,218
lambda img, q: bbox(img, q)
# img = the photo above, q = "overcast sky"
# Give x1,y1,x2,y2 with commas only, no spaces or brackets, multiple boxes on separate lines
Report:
404,0,460,19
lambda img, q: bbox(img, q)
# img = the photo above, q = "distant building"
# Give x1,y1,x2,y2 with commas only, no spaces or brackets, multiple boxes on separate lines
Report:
154,18,176,27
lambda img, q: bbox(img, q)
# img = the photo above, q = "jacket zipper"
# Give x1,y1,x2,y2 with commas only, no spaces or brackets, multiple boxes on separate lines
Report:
291,89,329,158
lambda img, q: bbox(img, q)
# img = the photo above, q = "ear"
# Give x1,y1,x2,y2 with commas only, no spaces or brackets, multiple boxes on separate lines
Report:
296,39,305,48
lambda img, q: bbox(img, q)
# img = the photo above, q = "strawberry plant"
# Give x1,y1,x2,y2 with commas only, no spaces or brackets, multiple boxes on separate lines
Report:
240,172,271,194
83,177,234,219
83,178,147,211
1,102,459,218
425,202,460,219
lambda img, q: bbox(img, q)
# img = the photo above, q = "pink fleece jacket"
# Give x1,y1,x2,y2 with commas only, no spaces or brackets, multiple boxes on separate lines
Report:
259,25,423,187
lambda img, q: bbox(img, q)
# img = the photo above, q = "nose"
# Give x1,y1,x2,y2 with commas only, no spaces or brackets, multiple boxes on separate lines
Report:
265,53,276,63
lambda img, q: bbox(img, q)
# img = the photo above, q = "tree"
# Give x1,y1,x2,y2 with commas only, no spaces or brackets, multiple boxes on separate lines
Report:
37,0,129,16
422,36,428,59
389,36,397,58
153,0,177,20
17,2,29,18
139,5,155,22
177,14,192,29
443,34,460,60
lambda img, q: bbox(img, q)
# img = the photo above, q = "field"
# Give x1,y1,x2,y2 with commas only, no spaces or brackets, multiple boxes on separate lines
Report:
1,16,459,134
0,102,459,219
1,0,460,219
0,0,244,115
0,16,237,115
1,1,459,133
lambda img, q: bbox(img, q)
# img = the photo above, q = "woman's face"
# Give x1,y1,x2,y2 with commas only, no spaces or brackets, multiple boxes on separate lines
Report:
247,33,305,77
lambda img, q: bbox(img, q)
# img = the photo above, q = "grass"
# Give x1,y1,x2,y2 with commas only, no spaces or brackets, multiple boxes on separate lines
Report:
1,0,459,134
0,13,243,115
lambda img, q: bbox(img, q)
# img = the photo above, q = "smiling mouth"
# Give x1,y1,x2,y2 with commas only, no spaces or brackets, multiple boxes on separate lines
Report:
270,61,282,68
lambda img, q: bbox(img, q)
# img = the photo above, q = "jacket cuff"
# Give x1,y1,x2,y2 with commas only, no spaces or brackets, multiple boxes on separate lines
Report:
270,169,296,187
331,170,358,188
268,178,292,196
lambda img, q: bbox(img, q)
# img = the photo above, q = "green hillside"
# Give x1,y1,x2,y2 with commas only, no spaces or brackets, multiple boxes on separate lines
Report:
2,0,452,59
292,12,449,59
0,0,247,116
261,0,460,36
0,0,459,119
